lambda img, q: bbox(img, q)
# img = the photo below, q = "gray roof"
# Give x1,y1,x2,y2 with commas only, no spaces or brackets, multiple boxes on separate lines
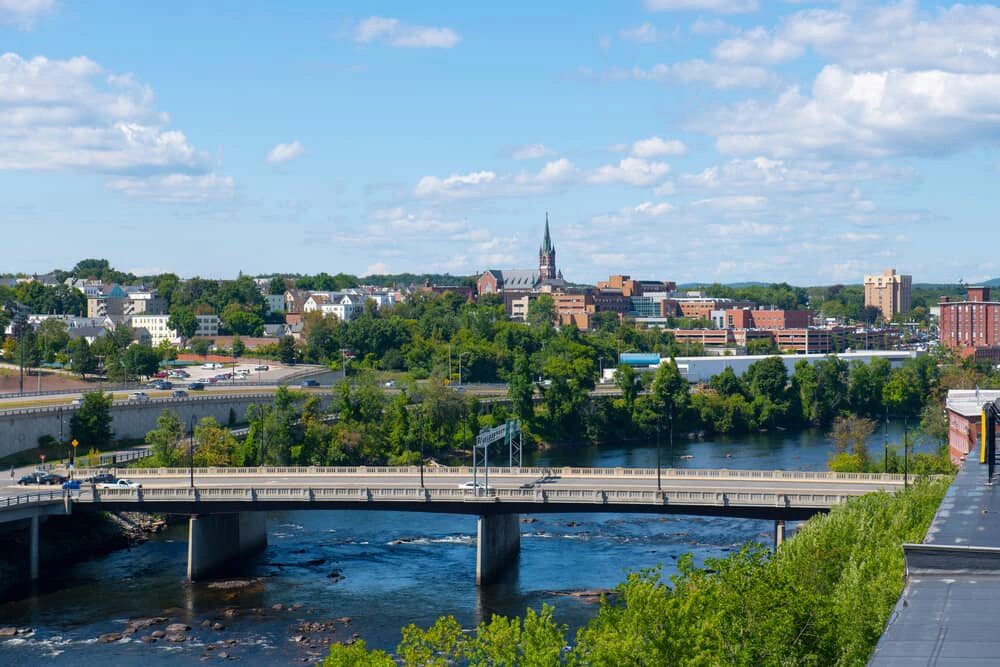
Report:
946,389,1000,418
494,269,538,289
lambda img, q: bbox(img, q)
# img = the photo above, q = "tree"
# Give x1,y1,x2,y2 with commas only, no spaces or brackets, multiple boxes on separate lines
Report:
122,343,160,380
36,318,69,362
277,335,298,365
69,390,113,447
68,337,97,378
526,294,556,327
828,415,876,465
268,277,286,295
167,306,199,344
145,410,184,467
615,363,639,414
231,334,246,359
506,352,535,427
222,303,265,336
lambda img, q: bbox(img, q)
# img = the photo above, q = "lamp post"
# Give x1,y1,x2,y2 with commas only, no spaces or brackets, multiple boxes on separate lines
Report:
903,416,909,489
669,400,674,468
418,412,425,489
189,414,196,488
883,407,889,474
656,418,662,491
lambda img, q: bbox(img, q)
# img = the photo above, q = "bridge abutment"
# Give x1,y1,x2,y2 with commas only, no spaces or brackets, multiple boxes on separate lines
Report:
774,519,785,549
476,513,520,585
187,512,268,581
29,515,39,582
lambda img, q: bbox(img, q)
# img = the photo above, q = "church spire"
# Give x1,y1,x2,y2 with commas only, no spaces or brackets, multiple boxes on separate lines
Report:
541,212,554,254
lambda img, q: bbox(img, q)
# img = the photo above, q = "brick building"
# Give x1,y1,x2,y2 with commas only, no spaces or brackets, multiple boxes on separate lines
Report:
723,308,813,329
939,286,1000,358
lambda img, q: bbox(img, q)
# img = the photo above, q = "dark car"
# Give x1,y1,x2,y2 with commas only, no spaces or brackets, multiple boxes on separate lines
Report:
62,479,82,490
38,473,67,486
84,472,115,484
172,389,188,398
17,474,40,486
254,365,269,371
301,379,320,388
188,382,205,390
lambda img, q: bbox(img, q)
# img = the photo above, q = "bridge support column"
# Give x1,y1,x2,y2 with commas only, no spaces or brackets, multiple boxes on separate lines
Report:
29,515,39,582
187,512,268,581
774,519,785,550
476,513,520,586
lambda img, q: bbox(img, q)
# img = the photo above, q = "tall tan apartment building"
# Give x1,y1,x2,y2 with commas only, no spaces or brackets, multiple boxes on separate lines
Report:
864,269,912,320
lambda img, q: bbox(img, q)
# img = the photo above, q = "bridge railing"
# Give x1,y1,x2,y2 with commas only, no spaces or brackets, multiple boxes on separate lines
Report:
0,490,65,509
76,485,854,508
80,464,909,485
0,391,281,417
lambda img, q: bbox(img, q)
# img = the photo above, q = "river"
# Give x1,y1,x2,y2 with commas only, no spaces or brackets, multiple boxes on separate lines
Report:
0,424,918,663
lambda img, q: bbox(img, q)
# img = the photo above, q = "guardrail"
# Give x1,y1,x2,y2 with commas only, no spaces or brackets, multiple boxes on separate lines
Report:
74,485,854,509
0,490,65,509
98,448,153,466
0,391,282,417
75,464,910,485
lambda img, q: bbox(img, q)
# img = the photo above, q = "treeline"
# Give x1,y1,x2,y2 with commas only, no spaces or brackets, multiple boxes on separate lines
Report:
322,479,949,666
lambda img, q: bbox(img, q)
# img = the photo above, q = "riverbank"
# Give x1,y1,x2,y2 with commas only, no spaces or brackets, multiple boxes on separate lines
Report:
0,511,167,601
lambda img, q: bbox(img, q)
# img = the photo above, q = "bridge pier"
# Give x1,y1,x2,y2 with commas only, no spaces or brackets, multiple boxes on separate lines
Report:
476,513,520,585
29,515,39,582
774,519,785,550
187,512,268,581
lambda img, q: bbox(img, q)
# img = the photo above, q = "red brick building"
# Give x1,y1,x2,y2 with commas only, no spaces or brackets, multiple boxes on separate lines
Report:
724,308,813,330
940,287,1000,357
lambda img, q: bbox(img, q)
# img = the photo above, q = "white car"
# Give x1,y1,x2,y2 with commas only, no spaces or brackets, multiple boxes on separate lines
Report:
96,479,142,489
127,391,150,401
458,480,491,491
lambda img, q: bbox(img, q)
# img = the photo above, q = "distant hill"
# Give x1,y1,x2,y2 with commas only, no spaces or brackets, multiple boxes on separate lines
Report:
676,281,773,289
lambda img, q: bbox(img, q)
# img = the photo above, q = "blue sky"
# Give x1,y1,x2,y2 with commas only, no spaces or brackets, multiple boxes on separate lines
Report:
2,0,998,285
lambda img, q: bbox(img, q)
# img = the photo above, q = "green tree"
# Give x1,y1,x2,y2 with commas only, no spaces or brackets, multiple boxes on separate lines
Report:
145,410,185,467
615,363,639,415
68,337,97,378
268,276,286,295
321,640,394,667
231,334,246,359
506,352,535,427
190,337,212,357
69,390,114,447
167,306,199,344
222,305,265,336
122,343,160,380
277,335,298,365
526,293,556,328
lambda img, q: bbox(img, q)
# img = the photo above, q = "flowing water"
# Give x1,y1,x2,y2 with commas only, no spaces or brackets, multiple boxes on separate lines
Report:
0,424,916,664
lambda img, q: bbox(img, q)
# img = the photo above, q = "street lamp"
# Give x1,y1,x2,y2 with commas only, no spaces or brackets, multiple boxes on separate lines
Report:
418,412,425,489
669,400,674,468
656,417,662,491
189,414,196,488
903,416,909,489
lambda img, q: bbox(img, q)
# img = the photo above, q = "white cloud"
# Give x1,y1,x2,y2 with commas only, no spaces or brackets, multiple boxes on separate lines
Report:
643,0,758,14
365,261,389,275
619,22,661,44
691,17,738,35
355,16,460,48
707,220,779,237
592,253,626,265
714,27,803,64
0,52,236,202
266,140,304,164
509,143,555,160
0,0,54,29
631,136,687,157
588,157,670,186
707,65,1000,158
633,201,674,216
414,169,497,198
693,195,768,210
584,59,779,89
106,173,235,203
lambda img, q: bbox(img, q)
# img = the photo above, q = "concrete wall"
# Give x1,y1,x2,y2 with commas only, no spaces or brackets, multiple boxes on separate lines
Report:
476,513,520,585
187,511,268,580
0,393,332,459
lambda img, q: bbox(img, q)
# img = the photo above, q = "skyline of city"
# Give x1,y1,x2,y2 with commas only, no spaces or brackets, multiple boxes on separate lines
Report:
3,1,998,284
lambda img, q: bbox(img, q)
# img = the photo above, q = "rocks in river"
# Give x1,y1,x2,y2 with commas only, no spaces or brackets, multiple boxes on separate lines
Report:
271,603,284,611
207,578,262,590
0,627,18,638
125,617,167,634
140,635,157,643
222,608,240,618
565,521,580,527
151,630,166,638
327,569,345,583
165,633,189,643
520,517,538,524
97,632,123,643
201,620,212,628
166,623,191,633
218,651,229,659
213,622,225,631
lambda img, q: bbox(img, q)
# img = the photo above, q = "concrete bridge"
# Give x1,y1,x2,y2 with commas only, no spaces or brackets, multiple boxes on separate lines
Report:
0,466,908,585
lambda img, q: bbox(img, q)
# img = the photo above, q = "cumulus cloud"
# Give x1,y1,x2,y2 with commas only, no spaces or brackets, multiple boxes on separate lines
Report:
643,0,758,14
705,65,1000,158
588,157,670,186
0,52,234,202
714,26,803,64
414,169,497,198
631,136,687,157
0,0,54,29
355,16,460,48
633,201,674,216
266,140,305,163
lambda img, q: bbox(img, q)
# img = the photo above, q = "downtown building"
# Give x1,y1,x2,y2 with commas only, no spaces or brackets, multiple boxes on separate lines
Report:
864,269,912,320
939,286,1000,361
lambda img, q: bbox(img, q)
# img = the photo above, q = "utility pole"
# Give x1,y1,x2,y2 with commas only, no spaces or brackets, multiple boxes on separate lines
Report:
189,414,196,488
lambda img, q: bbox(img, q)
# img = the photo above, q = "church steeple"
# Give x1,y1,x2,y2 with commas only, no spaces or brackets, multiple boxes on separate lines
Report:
539,212,557,280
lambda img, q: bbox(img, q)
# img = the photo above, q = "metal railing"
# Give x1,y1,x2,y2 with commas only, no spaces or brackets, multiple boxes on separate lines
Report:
75,464,911,485
74,484,855,509
0,490,65,509
0,391,281,417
